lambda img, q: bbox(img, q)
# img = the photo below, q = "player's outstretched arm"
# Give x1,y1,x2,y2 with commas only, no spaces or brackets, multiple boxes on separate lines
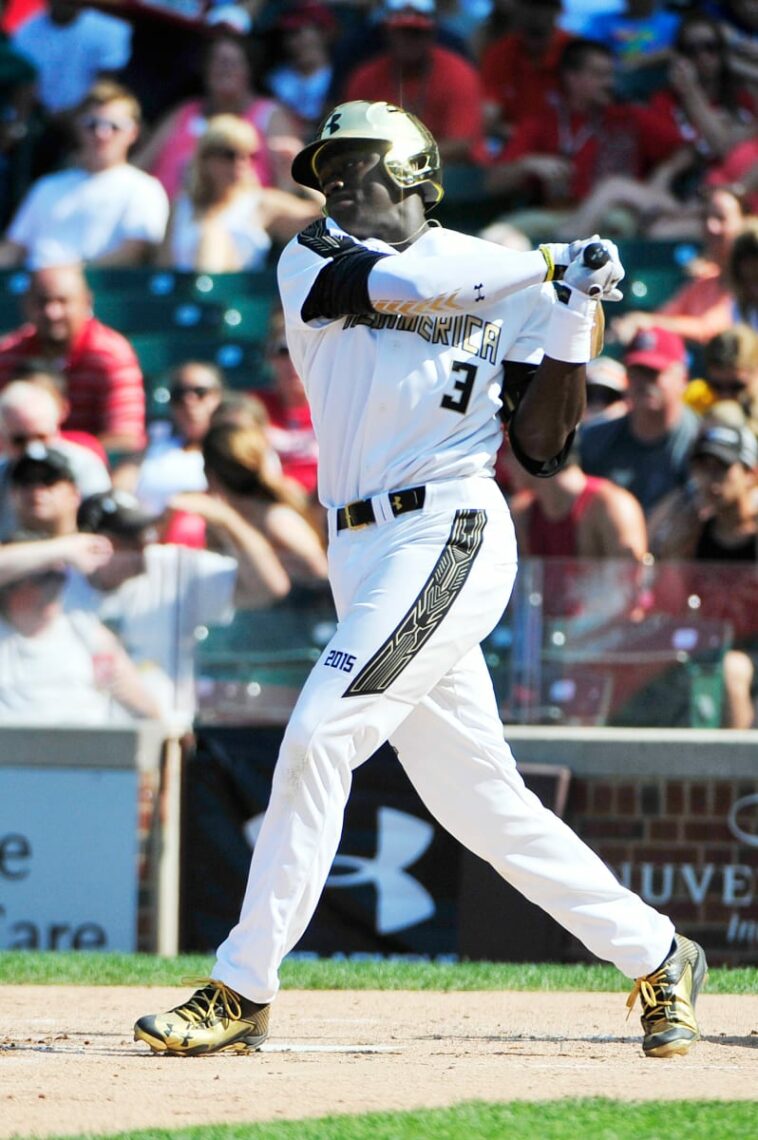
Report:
368,241,550,315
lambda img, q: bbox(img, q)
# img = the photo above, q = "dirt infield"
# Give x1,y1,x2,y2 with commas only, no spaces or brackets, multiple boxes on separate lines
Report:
2,986,757,1138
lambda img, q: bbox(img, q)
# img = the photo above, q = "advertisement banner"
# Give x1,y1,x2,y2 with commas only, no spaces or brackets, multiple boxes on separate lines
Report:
181,727,568,959
0,768,140,951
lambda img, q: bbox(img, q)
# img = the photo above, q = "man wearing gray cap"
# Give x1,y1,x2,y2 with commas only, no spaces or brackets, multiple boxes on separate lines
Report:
689,423,758,561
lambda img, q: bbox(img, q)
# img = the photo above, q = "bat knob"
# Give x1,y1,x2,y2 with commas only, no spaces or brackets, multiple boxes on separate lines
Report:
583,242,609,269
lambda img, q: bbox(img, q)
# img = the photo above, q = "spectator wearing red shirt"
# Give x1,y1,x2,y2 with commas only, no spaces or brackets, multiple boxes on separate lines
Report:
342,0,487,165
650,14,756,175
486,38,692,241
0,264,146,452
480,0,573,148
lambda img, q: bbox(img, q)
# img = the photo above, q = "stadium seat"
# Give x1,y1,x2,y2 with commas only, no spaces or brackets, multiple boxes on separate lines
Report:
434,164,504,234
194,589,336,694
93,295,228,335
0,269,28,333
614,239,698,314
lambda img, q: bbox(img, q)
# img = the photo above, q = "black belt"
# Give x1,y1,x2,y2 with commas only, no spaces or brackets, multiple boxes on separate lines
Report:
336,485,426,531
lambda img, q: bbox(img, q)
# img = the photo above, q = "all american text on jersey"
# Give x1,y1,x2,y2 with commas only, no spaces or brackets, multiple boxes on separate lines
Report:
342,311,501,364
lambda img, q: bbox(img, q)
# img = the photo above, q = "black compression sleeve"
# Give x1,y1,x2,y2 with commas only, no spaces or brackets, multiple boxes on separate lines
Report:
301,247,388,322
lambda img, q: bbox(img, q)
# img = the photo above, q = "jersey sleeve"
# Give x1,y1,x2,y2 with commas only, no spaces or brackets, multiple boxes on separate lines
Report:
277,220,388,328
367,233,548,315
278,220,551,327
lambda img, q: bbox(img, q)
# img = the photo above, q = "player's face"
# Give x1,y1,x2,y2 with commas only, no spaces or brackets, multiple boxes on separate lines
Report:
314,144,410,240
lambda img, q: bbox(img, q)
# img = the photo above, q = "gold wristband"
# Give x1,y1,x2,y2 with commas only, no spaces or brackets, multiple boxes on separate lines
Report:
539,244,555,282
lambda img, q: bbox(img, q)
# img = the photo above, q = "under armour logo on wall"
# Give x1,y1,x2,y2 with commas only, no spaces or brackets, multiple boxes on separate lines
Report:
324,112,342,135
244,806,436,934
728,793,758,848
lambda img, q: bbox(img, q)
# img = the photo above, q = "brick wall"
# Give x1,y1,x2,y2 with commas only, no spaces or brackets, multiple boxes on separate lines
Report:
566,776,758,966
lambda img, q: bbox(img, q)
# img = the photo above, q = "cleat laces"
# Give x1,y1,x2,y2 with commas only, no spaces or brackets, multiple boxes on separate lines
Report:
625,969,672,1021
173,980,243,1028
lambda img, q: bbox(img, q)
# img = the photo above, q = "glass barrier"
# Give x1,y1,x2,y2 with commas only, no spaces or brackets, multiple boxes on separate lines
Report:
192,560,757,731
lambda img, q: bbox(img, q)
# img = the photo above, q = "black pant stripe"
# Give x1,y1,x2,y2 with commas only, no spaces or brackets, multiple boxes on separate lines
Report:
343,509,487,697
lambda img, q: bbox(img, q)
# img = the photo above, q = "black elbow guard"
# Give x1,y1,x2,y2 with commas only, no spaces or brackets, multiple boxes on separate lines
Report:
298,221,389,321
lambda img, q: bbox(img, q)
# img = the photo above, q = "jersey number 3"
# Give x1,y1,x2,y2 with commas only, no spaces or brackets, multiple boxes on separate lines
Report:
441,360,477,415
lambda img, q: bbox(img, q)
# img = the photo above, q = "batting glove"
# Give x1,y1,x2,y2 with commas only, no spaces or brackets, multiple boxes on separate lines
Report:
561,239,624,302
539,236,600,280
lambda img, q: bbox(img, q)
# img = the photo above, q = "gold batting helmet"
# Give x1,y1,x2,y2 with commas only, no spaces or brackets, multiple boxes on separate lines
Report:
291,100,444,208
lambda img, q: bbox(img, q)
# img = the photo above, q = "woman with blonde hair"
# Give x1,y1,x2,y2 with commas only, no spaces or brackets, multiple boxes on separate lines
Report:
158,114,321,273
202,420,327,585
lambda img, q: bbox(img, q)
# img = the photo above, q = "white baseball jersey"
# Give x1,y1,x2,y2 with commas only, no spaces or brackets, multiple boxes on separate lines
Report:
278,219,555,508
214,219,675,1004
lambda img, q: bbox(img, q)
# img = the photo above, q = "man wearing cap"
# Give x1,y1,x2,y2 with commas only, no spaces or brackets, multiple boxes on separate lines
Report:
342,0,487,164
649,420,758,562
0,535,160,726
0,381,111,540
647,418,758,729
5,444,84,538
0,263,146,452
583,354,628,423
700,324,758,436
0,479,292,723
577,326,700,514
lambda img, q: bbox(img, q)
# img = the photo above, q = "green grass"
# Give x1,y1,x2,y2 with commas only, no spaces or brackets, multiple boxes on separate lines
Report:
33,1100,758,1140
2,951,757,993
5,958,756,1140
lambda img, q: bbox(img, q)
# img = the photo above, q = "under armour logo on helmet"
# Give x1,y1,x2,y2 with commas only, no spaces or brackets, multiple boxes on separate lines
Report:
324,112,342,135
244,806,436,934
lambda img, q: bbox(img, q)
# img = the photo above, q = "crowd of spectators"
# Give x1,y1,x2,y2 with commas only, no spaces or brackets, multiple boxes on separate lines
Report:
0,0,755,730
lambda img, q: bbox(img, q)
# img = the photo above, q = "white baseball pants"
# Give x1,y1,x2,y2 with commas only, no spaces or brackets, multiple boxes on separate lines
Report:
213,477,674,1002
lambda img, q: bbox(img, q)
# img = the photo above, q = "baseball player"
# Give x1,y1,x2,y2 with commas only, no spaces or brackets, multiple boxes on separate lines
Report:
135,101,706,1059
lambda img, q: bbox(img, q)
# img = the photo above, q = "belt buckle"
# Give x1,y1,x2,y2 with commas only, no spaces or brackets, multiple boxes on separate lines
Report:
343,502,368,531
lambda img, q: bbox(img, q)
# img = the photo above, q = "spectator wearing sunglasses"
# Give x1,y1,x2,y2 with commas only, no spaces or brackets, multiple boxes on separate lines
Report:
0,381,110,540
699,325,758,438
0,79,168,268
4,442,86,541
131,361,225,518
649,13,756,174
157,114,320,273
